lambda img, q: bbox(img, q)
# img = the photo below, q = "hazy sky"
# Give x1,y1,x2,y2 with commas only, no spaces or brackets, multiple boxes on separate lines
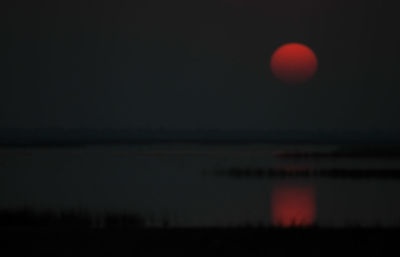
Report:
2,0,399,131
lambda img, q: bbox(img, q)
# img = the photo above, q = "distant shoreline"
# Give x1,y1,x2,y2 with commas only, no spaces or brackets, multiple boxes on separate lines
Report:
1,140,400,148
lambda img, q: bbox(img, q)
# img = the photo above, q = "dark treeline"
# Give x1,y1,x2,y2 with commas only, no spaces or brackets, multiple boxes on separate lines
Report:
1,129,400,146
275,145,400,158
211,167,400,179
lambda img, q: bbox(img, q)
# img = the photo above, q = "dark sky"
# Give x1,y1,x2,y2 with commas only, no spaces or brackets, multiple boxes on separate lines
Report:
2,0,400,131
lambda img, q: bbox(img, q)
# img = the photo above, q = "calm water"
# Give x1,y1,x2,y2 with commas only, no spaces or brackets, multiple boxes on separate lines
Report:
1,144,400,227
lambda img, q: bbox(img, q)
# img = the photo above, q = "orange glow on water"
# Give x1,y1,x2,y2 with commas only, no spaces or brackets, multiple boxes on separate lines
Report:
271,185,316,227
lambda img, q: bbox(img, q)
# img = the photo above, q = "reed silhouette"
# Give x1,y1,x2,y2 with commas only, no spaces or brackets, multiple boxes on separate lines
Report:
2,208,400,256
0,209,147,229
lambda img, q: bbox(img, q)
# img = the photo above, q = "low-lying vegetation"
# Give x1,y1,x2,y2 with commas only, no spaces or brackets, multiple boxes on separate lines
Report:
211,167,400,179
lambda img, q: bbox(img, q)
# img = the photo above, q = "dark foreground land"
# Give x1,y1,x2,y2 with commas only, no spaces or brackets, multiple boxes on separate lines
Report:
1,210,399,256
2,226,399,257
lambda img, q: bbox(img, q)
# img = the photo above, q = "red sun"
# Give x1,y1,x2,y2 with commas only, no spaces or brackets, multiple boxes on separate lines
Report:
270,43,318,85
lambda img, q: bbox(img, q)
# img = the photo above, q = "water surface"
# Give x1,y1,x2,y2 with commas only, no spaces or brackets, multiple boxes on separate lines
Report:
1,144,400,227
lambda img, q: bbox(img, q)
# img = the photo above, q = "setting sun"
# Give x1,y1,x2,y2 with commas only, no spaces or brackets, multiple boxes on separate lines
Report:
270,43,318,85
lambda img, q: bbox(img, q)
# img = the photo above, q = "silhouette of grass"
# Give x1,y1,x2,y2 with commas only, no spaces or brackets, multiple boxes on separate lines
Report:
2,209,400,256
0,208,147,228
1,225,400,256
